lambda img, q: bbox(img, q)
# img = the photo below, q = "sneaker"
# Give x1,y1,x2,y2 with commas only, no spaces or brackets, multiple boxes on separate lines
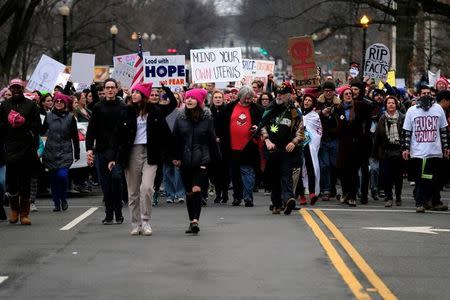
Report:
244,201,254,207
416,206,425,213
384,200,393,207
430,204,448,211
30,203,38,212
166,198,174,204
299,195,307,205
141,222,153,236
284,198,296,215
309,194,318,206
130,225,141,236
185,224,193,234
176,197,185,204
190,222,200,234
102,218,114,225
410,181,415,186
231,199,242,206
378,190,386,198
348,199,357,207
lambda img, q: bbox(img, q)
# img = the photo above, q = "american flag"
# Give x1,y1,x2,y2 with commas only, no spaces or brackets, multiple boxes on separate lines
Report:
131,33,144,88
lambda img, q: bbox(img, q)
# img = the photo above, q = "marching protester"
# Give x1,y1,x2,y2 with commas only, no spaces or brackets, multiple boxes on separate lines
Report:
316,81,341,201
297,93,322,205
172,88,220,234
372,96,405,207
0,79,40,225
402,92,449,212
258,82,304,215
86,78,128,224
223,86,263,207
41,92,80,211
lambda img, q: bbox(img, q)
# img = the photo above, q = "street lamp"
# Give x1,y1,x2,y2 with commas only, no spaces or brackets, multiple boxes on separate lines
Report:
58,3,70,65
360,15,370,73
110,25,118,64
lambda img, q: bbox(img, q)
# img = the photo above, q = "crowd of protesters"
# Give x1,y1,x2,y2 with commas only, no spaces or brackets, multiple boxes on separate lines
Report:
0,72,449,235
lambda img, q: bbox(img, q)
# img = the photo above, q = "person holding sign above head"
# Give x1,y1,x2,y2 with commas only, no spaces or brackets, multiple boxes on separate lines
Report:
172,88,221,234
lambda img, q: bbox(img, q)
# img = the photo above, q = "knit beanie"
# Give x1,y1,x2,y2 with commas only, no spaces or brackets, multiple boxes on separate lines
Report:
54,92,71,107
435,77,449,90
185,88,207,107
132,82,153,98
322,81,336,91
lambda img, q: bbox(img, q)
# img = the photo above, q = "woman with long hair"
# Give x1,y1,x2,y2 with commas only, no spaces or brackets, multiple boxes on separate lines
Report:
172,88,220,234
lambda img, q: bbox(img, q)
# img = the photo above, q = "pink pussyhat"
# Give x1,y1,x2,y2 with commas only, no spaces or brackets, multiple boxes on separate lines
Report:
185,88,207,107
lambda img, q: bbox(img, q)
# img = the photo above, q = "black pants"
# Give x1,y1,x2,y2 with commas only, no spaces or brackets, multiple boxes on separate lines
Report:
340,159,359,200
181,166,207,221
268,150,295,208
210,158,229,199
357,158,369,201
6,161,32,200
379,157,403,201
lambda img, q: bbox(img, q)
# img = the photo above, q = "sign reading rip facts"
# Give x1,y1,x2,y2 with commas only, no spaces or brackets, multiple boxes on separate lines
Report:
190,47,243,83
364,43,390,80
143,55,186,87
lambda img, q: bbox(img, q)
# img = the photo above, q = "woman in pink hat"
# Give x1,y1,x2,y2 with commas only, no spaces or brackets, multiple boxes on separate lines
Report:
172,88,221,234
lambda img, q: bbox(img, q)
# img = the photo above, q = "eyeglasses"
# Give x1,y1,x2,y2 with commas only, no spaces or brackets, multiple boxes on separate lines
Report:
261,97,270,101
344,92,353,96
55,100,64,103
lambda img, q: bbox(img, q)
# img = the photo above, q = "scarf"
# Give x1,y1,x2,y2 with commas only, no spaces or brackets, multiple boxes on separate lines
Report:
343,101,352,120
384,111,400,144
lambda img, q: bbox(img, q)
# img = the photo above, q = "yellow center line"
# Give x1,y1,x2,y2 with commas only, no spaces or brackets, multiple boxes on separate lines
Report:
300,209,372,300
313,209,397,300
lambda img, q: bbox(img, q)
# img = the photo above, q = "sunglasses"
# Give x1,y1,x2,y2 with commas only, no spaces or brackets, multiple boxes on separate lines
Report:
55,100,65,103
344,92,353,96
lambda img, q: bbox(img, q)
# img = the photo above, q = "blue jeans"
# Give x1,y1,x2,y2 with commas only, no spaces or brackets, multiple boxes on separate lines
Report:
369,158,379,194
230,152,255,202
318,139,338,194
163,163,185,199
49,168,69,208
95,152,123,219
241,165,255,202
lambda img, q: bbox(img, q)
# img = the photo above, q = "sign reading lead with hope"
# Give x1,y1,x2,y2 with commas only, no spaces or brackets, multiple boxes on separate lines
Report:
190,47,243,83
143,55,186,87
364,43,390,80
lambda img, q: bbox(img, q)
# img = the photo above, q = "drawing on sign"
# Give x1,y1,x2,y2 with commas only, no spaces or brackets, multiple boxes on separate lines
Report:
290,39,315,79
38,63,59,88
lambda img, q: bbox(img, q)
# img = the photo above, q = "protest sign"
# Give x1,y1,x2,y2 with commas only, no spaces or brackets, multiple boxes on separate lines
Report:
114,52,150,68
364,43,390,80
112,61,135,88
26,55,66,92
55,72,70,88
378,70,396,89
395,78,406,89
71,53,95,84
349,62,360,78
428,70,441,87
143,55,186,87
241,59,275,87
288,36,317,81
190,47,243,83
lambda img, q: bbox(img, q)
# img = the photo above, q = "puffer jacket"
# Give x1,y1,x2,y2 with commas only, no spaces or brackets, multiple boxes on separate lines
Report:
172,108,220,168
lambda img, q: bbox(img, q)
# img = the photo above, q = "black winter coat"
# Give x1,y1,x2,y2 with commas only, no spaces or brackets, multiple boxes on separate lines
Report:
0,95,40,163
172,108,220,168
372,113,405,160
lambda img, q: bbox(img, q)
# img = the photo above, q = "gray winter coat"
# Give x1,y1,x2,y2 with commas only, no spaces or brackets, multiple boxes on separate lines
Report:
42,111,80,170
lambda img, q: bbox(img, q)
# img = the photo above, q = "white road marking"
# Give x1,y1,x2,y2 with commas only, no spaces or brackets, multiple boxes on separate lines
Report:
60,207,99,231
0,276,8,284
363,226,450,235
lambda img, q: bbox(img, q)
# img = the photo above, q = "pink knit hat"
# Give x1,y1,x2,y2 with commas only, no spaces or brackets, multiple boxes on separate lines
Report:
435,77,449,90
132,82,153,98
185,88,207,107
54,92,71,107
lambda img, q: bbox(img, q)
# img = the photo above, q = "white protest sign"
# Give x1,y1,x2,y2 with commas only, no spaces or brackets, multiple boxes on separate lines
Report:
113,52,150,68
190,47,243,83
55,73,70,89
395,78,406,89
26,55,66,92
112,61,135,89
71,53,95,84
364,43,390,80
241,59,275,87
143,55,186,87
428,70,441,87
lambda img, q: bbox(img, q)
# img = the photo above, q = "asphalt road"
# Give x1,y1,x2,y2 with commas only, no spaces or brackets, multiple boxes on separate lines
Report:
0,182,449,300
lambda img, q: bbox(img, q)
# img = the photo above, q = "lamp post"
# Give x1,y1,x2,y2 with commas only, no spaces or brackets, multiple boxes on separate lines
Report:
59,4,70,65
360,15,370,74
110,25,118,64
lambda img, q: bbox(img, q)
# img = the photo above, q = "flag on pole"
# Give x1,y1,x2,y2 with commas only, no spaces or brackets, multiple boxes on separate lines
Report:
131,33,144,88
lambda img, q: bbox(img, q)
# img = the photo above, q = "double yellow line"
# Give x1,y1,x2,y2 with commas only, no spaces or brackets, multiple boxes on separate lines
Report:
300,209,397,300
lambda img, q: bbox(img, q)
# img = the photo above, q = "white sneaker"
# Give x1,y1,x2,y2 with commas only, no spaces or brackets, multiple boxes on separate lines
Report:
176,197,185,203
142,222,152,236
30,203,38,212
130,225,141,236
166,198,174,204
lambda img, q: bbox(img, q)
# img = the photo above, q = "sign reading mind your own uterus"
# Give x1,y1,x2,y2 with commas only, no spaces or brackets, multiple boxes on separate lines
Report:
190,47,244,83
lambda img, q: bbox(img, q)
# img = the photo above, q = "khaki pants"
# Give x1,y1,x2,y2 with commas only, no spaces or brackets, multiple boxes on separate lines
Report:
124,145,158,226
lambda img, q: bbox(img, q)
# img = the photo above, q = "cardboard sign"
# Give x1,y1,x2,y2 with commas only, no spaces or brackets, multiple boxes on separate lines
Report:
364,43,390,80
190,47,243,83
71,53,95,84
112,61,135,88
143,55,186,87
378,70,396,89
26,55,66,92
288,36,317,81
241,59,275,87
